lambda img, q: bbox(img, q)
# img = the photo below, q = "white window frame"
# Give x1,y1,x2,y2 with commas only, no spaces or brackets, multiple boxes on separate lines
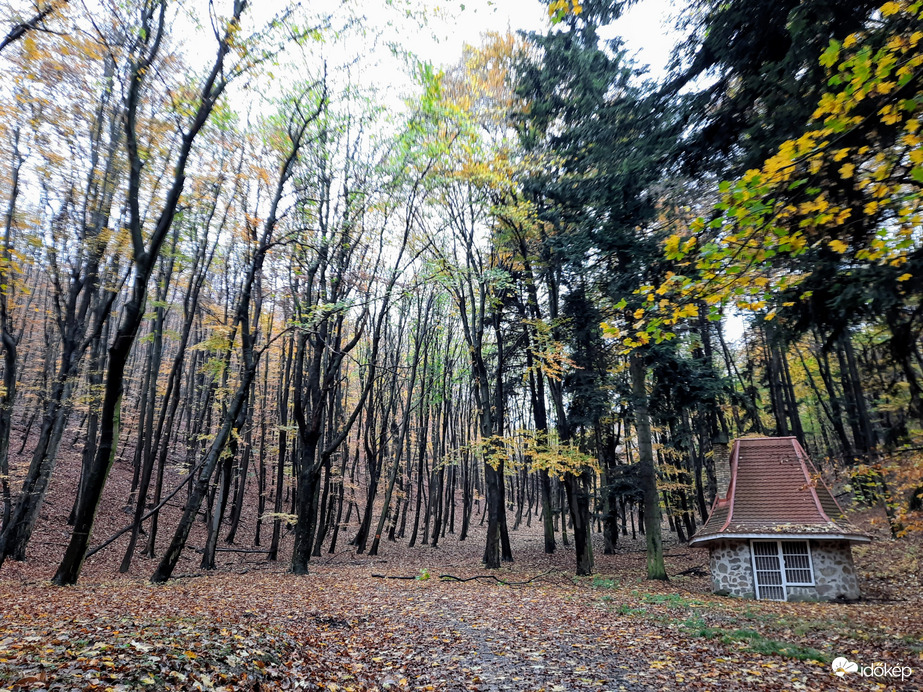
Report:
779,540,815,586
749,539,815,600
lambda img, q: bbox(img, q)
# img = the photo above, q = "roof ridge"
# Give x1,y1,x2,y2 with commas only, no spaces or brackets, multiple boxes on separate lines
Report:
719,439,741,533
792,437,832,522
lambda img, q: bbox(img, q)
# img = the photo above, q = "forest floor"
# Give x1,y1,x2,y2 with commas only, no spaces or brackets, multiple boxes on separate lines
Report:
0,436,921,691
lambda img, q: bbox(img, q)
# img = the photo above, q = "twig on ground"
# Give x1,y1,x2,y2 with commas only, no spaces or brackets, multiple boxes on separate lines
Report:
323,549,355,565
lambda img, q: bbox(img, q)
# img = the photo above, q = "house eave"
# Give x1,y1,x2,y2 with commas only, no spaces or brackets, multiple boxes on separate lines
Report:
689,532,872,546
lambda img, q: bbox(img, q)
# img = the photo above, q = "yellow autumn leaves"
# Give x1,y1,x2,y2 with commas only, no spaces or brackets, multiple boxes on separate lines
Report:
618,0,923,347
547,0,583,21
465,431,597,478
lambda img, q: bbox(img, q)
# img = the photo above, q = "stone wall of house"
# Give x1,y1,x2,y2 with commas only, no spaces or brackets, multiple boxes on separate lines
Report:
708,540,755,598
807,540,860,601
708,539,861,601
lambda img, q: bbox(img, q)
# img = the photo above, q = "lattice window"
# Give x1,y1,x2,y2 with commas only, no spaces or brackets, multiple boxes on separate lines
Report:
781,541,813,585
752,541,785,601
750,540,815,600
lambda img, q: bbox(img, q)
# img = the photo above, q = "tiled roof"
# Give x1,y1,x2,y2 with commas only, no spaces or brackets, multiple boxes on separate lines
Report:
690,437,871,545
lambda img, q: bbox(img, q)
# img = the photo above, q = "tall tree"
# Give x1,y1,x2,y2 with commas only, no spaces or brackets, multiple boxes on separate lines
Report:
518,0,676,576
55,0,255,585
0,13,125,566
663,0,881,177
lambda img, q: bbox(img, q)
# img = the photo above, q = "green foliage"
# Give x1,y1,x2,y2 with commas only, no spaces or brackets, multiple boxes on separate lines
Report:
644,1,923,352
517,7,680,356
590,576,618,589
682,623,828,662
641,593,704,609
664,0,881,177
615,603,647,616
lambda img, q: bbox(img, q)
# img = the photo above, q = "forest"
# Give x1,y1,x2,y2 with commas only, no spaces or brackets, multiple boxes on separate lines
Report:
0,0,922,690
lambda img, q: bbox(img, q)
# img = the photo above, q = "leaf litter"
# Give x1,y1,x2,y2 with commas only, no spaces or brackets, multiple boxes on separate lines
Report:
0,444,920,691
2,537,921,691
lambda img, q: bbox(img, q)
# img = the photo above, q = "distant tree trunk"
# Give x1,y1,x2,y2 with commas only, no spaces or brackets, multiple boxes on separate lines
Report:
430,356,450,547
354,351,396,553
430,465,445,547
812,330,855,462
885,308,923,426
69,327,107,527
839,333,876,459
599,422,620,554
269,336,293,561
408,392,430,549
779,343,806,445
564,470,594,575
327,444,349,553
226,405,254,545
526,358,555,554
151,361,261,583
312,454,332,556
631,354,667,581
254,354,270,546
370,296,427,556
201,442,235,570
459,446,472,541
120,231,178,572
482,454,503,568
0,129,23,536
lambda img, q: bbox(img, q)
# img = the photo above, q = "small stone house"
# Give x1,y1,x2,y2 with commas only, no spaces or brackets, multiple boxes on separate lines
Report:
689,436,870,601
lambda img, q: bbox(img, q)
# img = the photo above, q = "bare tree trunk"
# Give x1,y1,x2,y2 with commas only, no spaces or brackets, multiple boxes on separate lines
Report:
269,336,293,561
631,354,667,581
152,362,260,582
0,128,23,535
55,0,250,586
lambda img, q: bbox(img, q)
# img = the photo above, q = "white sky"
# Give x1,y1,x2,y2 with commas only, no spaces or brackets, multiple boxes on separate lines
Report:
605,0,683,78
188,0,738,336
424,0,683,77
181,0,686,117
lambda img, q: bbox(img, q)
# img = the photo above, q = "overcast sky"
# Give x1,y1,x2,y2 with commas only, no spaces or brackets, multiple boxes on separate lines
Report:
421,0,683,77
183,0,688,118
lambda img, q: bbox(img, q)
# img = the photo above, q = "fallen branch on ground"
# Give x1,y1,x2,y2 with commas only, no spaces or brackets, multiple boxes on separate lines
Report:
215,548,272,554
439,570,557,586
371,574,417,580
86,463,202,558
371,570,559,585
674,565,708,577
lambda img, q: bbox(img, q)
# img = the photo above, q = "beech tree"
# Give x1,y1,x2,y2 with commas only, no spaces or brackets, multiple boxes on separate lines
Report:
151,78,325,583
55,0,273,585
0,10,126,566
4,0,922,596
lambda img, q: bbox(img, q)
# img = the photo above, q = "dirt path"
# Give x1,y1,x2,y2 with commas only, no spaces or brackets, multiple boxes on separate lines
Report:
4,562,918,691
1,447,919,691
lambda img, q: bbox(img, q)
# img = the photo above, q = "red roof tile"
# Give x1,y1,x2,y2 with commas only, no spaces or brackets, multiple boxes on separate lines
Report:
690,437,871,545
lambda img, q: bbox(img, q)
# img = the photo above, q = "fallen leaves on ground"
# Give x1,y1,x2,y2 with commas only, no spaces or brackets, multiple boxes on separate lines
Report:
1,445,920,691
1,553,920,691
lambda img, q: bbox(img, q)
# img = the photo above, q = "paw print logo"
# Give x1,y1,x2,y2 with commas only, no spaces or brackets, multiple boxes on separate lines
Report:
832,657,859,677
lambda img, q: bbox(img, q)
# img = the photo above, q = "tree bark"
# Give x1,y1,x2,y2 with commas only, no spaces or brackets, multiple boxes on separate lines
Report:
631,354,667,581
